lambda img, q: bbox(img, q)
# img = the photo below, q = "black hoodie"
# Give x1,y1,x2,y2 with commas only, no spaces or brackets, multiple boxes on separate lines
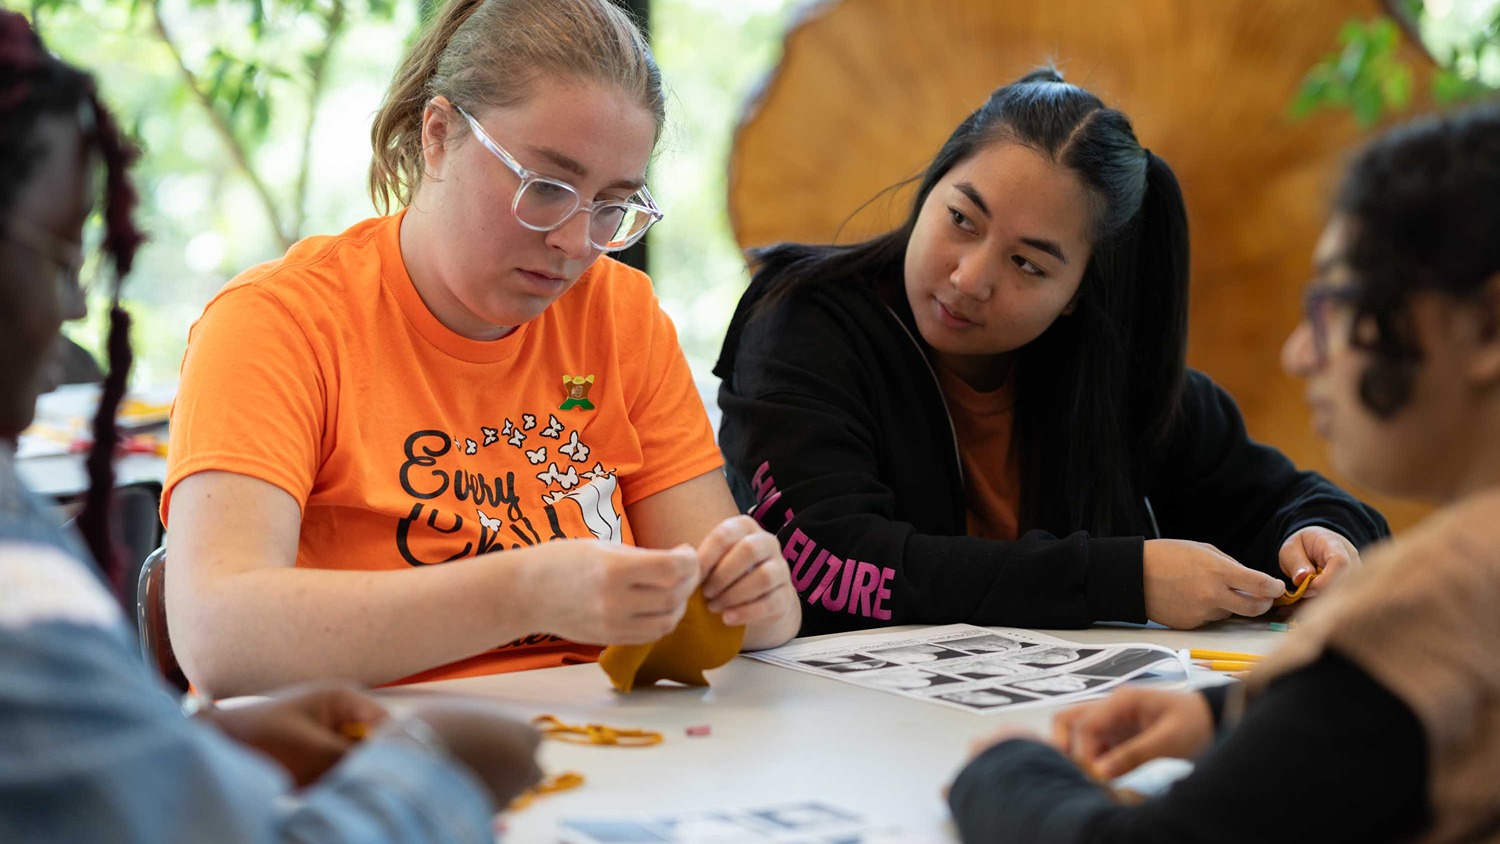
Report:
713,273,1389,637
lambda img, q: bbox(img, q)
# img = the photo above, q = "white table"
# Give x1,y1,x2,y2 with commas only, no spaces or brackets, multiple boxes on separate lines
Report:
17,451,167,499
397,621,1285,842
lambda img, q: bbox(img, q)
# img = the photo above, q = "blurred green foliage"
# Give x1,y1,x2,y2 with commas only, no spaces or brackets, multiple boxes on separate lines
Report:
9,0,799,385
1293,0,1499,127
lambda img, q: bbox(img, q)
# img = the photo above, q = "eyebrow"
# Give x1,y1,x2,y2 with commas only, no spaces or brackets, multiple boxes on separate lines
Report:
1021,237,1069,265
526,145,645,193
955,182,1070,265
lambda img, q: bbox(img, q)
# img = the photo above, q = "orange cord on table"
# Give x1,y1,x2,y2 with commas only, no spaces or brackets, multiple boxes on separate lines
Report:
530,714,664,747
510,771,586,810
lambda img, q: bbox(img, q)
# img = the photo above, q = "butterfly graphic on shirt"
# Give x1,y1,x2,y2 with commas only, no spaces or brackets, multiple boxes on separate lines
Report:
472,507,554,555
526,447,547,465
464,438,478,455
558,430,590,463
536,462,580,490
539,414,564,439
541,465,622,542
508,429,526,448
522,414,537,431
481,427,498,447
501,419,514,436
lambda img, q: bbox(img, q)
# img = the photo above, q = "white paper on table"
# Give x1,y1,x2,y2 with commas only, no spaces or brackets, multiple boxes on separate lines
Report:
742,624,1185,714
557,800,942,844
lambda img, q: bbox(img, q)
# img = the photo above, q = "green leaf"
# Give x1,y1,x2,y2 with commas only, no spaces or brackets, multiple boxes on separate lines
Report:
1350,83,1385,128
1288,75,1330,120
1432,68,1491,104
207,54,232,102
1382,64,1414,110
253,95,272,136
1335,30,1372,81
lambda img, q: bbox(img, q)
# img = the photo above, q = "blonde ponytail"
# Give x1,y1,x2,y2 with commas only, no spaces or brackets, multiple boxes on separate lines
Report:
368,0,483,213
368,0,665,214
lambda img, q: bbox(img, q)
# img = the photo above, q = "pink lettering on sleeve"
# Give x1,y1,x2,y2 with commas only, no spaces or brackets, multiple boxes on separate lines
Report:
873,566,894,621
806,555,845,605
850,561,880,616
819,557,858,612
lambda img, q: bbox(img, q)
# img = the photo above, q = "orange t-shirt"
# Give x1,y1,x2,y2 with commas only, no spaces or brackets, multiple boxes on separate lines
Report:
163,212,723,682
933,365,1021,542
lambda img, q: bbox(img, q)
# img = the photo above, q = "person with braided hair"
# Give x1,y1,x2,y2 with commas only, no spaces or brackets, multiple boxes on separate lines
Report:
0,11,547,841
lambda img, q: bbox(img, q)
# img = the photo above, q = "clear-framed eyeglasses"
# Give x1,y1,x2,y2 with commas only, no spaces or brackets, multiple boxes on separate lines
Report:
2,217,87,298
454,104,663,253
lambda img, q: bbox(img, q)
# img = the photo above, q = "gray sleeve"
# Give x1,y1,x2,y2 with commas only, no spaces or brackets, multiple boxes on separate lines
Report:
0,542,494,844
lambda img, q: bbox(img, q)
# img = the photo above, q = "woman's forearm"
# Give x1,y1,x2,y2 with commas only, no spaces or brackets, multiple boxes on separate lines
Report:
171,544,558,697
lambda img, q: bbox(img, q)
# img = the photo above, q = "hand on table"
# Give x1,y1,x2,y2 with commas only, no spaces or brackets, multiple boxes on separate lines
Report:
200,684,388,787
1278,526,1361,599
399,700,543,808
1143,539,1285,628
1051,687,1216,779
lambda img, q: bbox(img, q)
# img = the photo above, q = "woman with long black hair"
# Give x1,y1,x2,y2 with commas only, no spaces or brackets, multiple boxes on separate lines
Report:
716,68,1388,634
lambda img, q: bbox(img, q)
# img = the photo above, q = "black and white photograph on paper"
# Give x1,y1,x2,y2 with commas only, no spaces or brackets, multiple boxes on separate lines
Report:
743,624,1180,714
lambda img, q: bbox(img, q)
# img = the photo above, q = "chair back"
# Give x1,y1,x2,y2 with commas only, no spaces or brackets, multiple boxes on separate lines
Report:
136,547,188,692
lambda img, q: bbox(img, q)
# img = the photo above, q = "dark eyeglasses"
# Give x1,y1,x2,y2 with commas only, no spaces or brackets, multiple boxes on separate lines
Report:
1303,283,1363,365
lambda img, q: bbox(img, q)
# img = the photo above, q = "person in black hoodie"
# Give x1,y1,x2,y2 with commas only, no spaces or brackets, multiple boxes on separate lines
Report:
714,68,1388,636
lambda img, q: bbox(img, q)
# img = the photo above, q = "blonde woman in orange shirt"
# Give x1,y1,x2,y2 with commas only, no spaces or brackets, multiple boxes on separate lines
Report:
163,0,799,696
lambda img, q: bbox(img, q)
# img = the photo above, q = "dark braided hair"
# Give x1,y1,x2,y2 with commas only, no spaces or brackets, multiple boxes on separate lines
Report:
1,10,145,596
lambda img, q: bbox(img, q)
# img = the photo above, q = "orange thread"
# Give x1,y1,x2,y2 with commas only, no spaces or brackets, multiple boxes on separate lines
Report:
531,714,663,747
510,771,586,811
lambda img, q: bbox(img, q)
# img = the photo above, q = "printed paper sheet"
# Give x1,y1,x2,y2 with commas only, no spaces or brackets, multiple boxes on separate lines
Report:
743,624,1181,713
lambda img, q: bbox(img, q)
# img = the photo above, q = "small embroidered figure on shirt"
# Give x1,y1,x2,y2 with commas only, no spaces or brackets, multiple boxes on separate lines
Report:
560,374,596,411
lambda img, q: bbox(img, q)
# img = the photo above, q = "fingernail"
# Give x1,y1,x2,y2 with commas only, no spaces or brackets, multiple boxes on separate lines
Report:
722,611,740,625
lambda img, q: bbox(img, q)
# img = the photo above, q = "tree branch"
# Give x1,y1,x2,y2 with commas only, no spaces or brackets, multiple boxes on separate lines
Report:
292,0,346,239
148,0,292,250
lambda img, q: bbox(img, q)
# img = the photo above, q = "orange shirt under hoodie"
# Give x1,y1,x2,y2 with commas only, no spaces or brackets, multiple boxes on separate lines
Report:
163,212,723,683
933,364,1021,543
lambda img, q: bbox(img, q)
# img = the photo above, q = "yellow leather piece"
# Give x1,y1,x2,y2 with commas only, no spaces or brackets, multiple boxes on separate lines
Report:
1273,572,1318,606
599,589,745,692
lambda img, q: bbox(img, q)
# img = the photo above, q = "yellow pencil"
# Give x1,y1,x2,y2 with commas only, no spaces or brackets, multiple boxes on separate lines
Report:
1195,660,1258,671
1188,649,1263,662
